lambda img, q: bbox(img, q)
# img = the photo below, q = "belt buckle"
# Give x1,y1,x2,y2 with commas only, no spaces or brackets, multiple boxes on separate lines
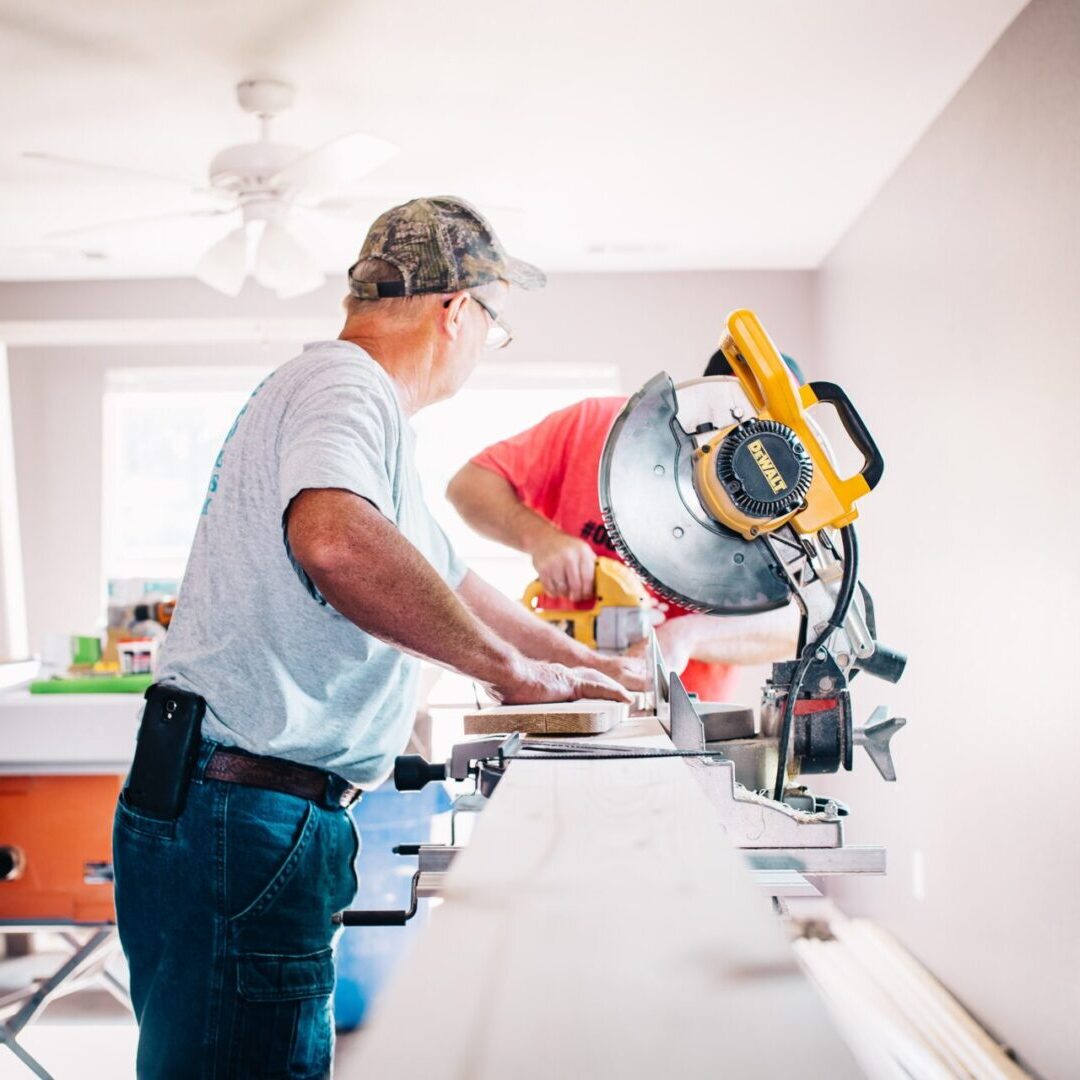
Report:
326,773,361,809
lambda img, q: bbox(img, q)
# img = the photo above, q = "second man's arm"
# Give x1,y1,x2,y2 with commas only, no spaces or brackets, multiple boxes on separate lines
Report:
447,463,597,601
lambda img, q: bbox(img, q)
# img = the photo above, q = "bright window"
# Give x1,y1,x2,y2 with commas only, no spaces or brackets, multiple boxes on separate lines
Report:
103,361,619,589
102,367,271,582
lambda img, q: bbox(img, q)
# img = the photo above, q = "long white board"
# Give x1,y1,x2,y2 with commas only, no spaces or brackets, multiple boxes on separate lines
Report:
346,715,860,1078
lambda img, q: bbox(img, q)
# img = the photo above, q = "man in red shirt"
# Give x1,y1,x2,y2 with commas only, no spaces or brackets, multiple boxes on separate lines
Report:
447,353,800,701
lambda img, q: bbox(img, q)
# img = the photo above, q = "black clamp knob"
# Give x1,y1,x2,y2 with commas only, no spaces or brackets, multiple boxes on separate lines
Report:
393,755,447,792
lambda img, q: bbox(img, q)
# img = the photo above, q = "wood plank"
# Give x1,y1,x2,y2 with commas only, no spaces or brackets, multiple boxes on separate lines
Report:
463,699,628,736
345,715,860,1079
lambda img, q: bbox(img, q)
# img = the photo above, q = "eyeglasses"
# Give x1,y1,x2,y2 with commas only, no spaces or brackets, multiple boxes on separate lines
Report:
449,293,513,349
447,293,514,347
468,293,514,350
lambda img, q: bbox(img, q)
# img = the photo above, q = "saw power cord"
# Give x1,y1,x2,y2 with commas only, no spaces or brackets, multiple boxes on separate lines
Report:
771,524,860,803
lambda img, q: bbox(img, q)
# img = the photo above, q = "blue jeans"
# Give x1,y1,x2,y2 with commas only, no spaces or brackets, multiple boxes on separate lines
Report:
113,740,360,1080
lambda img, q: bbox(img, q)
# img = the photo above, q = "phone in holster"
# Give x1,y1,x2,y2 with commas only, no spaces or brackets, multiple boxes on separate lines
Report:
124,683,206,820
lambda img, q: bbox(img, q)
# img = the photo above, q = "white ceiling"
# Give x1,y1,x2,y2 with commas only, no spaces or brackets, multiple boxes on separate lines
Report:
0,0,1027,282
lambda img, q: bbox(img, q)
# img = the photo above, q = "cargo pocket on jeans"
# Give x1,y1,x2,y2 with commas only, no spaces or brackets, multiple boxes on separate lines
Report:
231,948,335,1080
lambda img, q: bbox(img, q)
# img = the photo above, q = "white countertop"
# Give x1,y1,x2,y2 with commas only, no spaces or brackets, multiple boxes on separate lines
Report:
0,689,140,774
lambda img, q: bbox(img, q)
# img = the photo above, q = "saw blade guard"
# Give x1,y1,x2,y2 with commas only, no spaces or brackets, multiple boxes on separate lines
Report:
598,373,792,616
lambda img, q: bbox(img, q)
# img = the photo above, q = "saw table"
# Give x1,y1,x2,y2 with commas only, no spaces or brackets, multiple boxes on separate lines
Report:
342,713,861,1079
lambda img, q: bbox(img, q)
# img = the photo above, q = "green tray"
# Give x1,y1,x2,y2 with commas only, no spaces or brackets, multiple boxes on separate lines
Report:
30,674,153,694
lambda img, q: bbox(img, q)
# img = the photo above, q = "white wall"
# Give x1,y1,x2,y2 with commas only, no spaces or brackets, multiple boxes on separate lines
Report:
0,270,814,652
815,0,1079,1075
0,347,28,659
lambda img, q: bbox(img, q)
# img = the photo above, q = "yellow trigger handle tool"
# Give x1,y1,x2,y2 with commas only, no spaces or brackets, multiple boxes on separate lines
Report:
523,556,650,651
693,308,885,538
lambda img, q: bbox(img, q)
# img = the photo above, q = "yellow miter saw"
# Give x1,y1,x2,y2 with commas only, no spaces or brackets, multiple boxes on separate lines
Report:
335,310,910,929
600,309,908,813
522,556,651,651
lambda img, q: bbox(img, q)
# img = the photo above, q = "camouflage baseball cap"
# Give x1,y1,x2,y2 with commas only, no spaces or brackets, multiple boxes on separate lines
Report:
347,196,546,299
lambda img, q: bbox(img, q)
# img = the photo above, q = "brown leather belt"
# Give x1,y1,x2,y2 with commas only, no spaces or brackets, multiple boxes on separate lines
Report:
205,747,362,809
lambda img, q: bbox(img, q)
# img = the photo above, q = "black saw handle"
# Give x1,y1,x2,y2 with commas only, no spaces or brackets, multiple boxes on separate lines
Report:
808,381,884,490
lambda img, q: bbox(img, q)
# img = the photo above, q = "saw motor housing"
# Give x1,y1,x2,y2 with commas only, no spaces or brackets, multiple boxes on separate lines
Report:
690,309,884,540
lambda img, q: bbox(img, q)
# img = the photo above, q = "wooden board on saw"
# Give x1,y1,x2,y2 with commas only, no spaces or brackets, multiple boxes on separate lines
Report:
462,699,629,736
350,714,861,1080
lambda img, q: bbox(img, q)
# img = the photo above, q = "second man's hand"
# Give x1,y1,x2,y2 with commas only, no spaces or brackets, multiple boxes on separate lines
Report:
529,531,597,602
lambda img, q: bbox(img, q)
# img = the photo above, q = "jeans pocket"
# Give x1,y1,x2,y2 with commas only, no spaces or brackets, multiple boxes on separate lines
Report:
114,792,177,840
231,949,335,1080
228,789,317,925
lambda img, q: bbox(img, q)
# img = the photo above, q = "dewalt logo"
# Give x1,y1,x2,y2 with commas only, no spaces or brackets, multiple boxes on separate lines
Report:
748,439,788,494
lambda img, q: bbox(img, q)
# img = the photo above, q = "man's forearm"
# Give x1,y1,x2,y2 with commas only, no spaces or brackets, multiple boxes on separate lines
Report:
446,463,560,556
667,607,800,666
288,490,522,686
447,463,599,600
457,570,645,691
457,569,598,668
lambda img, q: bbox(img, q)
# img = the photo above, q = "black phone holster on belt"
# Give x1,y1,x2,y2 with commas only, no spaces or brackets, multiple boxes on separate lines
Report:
123,683,207,820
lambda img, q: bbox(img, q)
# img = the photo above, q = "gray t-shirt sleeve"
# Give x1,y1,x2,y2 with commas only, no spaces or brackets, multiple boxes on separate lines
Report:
277,364,399,603
278,365,398,519
277,355,466,594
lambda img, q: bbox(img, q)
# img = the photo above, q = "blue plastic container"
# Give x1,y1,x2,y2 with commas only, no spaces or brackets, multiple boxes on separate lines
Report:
334,781,451,1030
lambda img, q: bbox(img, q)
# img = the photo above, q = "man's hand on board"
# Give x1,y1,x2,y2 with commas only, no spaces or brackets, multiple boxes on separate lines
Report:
487,656,634,707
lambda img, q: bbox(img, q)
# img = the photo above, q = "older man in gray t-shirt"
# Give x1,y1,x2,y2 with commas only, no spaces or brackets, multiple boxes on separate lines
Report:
114,197,640,1080
158,340,466,787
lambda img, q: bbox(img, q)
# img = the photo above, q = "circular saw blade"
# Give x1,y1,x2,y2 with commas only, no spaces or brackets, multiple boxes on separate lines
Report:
598,373,792,615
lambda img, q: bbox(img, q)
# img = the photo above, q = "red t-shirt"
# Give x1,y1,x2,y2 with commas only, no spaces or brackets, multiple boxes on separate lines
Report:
470,397,736,701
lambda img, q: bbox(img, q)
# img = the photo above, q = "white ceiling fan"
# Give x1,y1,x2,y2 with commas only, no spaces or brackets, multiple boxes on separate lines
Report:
24,78,399,298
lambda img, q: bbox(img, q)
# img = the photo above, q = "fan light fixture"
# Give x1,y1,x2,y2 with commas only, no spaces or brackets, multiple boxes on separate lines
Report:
26,78,399,299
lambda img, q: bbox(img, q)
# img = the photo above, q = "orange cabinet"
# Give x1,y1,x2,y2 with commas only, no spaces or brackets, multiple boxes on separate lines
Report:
0,775,124,923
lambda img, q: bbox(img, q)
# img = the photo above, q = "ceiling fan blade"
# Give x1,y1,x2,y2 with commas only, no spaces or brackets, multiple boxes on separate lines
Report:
269,133,399,199
195,225,250,297
23,152,229,201
254,222,326,299
45,208,234,240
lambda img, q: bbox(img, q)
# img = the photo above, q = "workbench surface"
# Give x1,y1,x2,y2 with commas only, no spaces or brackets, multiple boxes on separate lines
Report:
346,714,860,1079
